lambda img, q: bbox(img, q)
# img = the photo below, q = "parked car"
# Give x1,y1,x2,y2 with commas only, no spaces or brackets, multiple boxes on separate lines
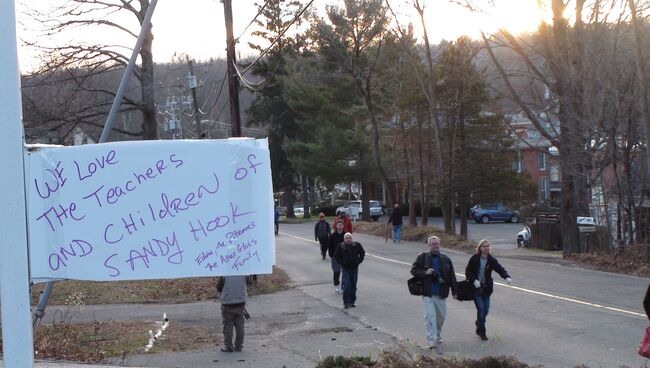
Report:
517,225,531,248
335,200,383,221
470,204,520,224
293,207,304,217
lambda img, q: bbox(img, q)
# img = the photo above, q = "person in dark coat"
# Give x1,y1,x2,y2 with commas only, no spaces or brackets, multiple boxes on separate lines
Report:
465,239,512,341
328,221,345,294
334,232,365,309
314,212,331,260
411,235,458,349
387,203,403,243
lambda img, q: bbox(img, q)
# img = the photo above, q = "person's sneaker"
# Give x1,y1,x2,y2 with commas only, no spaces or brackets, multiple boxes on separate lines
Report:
479,333,488,341
344,304,350,309
234,347,242,352
436,337,442,343
335,285,341,294
220,347,234,353
322,255,326,260
350,304,356,308
428,341,436,350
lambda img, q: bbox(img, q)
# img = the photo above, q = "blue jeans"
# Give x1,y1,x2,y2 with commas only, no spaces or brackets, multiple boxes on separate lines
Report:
474,293,491,331
392,224,402,242
341,267,358,306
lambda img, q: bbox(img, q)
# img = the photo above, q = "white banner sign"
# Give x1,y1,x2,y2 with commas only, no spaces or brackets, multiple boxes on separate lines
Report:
26,139,274,282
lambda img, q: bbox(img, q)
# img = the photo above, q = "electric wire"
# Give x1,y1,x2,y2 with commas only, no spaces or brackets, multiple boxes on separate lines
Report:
206,96,230,133
240,0,314,75
235,0,271,42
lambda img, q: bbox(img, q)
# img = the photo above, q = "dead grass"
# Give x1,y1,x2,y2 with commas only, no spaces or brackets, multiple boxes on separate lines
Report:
31,266,290,305
567,245,650,277
353,222,475,251
28,320,218,364
317,351,538,368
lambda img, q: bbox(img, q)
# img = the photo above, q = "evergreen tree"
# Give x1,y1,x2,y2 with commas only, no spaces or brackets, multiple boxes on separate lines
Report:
434,37,535,238
246,0,306,217
281,58,374,189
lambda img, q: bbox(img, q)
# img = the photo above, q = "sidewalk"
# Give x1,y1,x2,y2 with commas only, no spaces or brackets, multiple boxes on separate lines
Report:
13,288,419,368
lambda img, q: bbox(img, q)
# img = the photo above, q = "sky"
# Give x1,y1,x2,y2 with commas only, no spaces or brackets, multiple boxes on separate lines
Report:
13,0,547,72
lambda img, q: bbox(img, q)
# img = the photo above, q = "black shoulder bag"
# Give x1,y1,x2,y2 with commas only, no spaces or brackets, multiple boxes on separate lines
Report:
407,253,429,296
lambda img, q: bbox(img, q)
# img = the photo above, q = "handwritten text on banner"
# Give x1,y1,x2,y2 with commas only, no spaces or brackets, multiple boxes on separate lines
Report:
26,139,274,282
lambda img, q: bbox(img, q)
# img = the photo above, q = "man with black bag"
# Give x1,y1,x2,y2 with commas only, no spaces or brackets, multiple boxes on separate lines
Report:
410,235,457,349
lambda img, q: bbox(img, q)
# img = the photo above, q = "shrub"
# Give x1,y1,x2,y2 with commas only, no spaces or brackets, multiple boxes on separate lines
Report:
317,352,534,368
316,356,374,368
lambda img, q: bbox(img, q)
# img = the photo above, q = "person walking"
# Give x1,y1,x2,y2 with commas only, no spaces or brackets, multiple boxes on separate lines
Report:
387,203,403,243
333,212,353,233
314,212,331,260
410,235,458,349
465,239,512,341
217,275,248,352
334,232,365,309
328,221,345,294
274,208,280,236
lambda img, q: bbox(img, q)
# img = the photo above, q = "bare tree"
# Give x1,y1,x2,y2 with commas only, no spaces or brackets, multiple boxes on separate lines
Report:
480,0,649,253
23,0,158,141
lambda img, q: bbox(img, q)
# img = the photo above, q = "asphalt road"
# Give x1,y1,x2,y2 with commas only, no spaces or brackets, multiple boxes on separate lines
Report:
426,217,523,250
276,221,649,367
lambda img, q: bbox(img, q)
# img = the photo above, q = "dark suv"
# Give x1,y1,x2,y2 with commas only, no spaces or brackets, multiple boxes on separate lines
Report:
470,204,520,224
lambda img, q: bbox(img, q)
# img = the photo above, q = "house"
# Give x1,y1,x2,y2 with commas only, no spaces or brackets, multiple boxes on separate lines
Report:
509,114,561,205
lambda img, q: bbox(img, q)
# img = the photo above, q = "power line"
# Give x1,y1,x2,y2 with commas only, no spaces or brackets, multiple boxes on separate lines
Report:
233,58,281,91
240,0,314,75
206,96,230,133
203,70,228,115
235,0,271,42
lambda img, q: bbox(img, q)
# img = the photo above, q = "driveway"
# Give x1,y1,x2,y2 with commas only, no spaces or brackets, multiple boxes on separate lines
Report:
380,216,523,250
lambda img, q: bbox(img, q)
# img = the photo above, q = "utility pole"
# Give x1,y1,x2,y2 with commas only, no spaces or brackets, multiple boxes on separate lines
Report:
222,0,242,137
186,56,203,139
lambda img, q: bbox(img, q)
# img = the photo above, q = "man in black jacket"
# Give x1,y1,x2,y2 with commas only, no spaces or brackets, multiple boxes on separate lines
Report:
410,235,457,349
314,213,331,260
334,232,365,309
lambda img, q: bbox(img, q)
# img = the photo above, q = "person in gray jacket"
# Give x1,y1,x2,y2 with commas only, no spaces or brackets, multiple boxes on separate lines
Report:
217,275,248,352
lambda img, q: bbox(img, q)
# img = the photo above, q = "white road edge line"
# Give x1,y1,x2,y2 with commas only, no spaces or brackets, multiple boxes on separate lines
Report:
280,232,646,318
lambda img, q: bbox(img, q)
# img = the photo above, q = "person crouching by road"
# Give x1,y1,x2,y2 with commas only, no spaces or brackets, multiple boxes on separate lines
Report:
314,212,331,260
217,275,248,352
329,221,345,294
334,232,365,309
465,239,512,341
410,235,457,349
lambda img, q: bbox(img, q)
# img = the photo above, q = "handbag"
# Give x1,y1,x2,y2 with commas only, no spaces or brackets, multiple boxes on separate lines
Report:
456,280,475,301
639,326,650,358
407,277,424,296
